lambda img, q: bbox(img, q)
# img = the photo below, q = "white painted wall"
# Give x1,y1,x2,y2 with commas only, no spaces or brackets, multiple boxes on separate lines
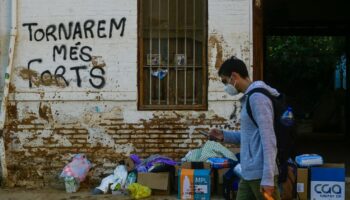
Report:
0,0,253,185
1,0,253,141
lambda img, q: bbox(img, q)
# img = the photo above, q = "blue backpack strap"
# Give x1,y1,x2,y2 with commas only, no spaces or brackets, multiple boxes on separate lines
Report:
246,88,275,127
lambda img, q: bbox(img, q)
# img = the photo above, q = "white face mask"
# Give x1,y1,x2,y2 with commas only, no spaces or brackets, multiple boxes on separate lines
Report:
224,78,239,96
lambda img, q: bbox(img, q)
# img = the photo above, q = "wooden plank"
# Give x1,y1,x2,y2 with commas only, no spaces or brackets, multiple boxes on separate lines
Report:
138,0,144,109
253,0,264,81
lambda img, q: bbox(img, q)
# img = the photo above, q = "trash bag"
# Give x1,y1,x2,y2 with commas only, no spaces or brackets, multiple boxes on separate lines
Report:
60,154,92,182
128,183,151,199
94,165,128,194
110,165,128,191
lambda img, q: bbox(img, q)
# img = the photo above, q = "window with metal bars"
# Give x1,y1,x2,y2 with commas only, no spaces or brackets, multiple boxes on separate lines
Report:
138,0,208,110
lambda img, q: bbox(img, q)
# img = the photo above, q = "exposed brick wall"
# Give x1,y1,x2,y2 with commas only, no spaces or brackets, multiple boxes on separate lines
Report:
4,101,240,187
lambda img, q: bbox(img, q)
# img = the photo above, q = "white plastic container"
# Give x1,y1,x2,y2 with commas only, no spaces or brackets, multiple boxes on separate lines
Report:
64,176,80,193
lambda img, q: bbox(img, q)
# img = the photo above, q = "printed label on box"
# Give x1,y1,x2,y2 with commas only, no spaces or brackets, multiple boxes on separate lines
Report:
311,181,345,200
194,185,208,194
297,183,304,193
180,169,194,200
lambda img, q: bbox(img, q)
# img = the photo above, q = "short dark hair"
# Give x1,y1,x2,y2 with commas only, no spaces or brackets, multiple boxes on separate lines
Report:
218,56,249,78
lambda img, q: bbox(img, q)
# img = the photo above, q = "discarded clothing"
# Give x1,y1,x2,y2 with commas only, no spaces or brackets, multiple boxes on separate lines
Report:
130,154,142,165
183,141,238,162
95,165,128,194
135,154,177,172
60,154,92,182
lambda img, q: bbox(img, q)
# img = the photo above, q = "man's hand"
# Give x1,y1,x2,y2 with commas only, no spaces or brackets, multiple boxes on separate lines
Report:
208,128,224,142
260,185,275,200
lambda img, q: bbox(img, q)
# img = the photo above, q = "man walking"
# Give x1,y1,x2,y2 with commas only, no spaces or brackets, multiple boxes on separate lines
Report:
209,57,281,200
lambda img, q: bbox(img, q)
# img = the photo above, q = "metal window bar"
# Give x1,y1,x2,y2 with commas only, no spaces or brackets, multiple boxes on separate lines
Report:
145,65,202,70
193,0,196,104
144,65,202,68
184,1,187,105
144,0,204,106
158,0,161,105
175,0,178,105
149,0,153,105
167,0,170,105
202,0,205,104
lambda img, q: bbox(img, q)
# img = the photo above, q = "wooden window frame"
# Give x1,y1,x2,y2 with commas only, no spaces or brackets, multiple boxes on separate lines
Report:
137,0,208,111
253,0,264,81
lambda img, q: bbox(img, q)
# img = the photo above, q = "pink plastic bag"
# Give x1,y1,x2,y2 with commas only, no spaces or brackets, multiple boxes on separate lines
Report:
60,154,92,182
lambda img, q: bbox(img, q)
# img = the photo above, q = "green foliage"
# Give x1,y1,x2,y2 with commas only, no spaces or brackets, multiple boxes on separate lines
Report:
265,36,346,116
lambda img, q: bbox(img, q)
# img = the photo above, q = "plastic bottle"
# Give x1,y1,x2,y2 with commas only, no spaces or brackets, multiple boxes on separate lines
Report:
126,172,137,188
280,107,294,126
65,176,79,193
183,176,191,199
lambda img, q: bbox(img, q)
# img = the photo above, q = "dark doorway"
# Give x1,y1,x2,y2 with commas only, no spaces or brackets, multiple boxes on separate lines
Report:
265,36,347,137
256,0,350,174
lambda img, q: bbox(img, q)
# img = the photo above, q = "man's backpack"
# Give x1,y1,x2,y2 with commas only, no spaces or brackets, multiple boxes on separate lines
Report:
246,87,296,183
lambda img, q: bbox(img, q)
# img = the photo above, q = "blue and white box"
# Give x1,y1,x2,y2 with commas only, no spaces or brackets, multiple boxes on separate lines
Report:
194,169,210,200
311,163,345,200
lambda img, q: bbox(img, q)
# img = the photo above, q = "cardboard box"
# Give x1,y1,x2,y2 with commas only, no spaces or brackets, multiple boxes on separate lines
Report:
281,166,296,200
179,169,195,200
176,162,210,177
181,162,211,169
178,169,211,200
297,168,309,200
310,163,345,200
218,168,230,184
194,170,211,200
137,172,170,195
214,168,230,195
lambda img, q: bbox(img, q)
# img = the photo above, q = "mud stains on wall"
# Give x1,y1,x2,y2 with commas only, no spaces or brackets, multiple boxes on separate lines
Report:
91,56,106,68
38,102,53,122
208,34,224,70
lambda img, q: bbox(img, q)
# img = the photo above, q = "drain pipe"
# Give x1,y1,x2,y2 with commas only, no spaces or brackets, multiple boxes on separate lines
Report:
0,0,18,185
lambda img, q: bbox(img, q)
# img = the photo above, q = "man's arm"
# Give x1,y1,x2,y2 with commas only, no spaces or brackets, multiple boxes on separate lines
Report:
223,130,241,144
208,129,240,144
249,93,277,187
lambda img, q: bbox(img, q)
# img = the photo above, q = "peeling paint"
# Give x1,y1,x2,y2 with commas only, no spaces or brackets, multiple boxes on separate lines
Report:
16,67,68,88
87,127,134,155
38,102,53,122
17,67,40,87
6,102,18,122
91,56,106,68
9,83,16,93
123,110,154,124
208,34,224,70
12,129,72,152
